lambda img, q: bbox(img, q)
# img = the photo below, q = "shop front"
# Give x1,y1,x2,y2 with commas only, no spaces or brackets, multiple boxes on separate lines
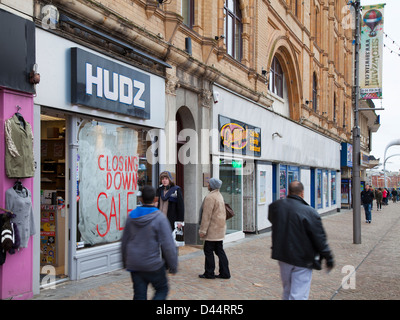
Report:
0,9,37,300
33,27,166,290
341,142,353,208
212,85,341,236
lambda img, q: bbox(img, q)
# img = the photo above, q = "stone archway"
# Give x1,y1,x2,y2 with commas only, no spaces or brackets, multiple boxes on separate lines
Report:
267,36,302,121
176,106,196,193
176,105,199,244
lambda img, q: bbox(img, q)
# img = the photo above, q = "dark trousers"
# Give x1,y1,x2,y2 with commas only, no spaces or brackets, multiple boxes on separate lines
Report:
130,266,168,300
203,240,230,278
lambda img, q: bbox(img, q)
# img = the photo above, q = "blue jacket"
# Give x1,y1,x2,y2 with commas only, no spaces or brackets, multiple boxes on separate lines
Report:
121,205,177,273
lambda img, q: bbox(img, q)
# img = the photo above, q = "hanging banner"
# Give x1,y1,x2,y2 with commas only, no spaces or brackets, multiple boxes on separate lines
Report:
360,4,385,99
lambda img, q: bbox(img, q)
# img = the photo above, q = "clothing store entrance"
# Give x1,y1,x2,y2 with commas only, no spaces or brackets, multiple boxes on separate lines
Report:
39,109,68,286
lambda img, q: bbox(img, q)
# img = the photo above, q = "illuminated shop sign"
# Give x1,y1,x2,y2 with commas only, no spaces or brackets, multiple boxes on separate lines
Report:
71,47,151,119
219,115,261,157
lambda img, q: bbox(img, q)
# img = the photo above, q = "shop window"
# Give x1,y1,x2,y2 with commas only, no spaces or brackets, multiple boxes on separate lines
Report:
76,120,153,249
323,170,329,207
331,171,337,205
317,169,322,209
224,0,243,61
219,158,242,234
279,165,287,199
279,165,300,199
341,179,350,206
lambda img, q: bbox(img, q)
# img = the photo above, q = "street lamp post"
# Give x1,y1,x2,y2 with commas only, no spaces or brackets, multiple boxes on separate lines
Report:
383,140,400,187
352,0,362,245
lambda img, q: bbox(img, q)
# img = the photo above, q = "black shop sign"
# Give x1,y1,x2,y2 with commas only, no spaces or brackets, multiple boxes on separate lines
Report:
71,47,151,119
219,115,261,157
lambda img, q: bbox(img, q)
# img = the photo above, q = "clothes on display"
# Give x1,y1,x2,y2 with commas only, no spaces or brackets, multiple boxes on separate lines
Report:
5,113,35,178
5,185,36,248
0,208,21,265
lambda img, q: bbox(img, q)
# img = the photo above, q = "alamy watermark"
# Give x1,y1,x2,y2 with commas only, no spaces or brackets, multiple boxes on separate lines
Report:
41,5,59,30
41,265,56,290
144,122,256,175
341,265,356,290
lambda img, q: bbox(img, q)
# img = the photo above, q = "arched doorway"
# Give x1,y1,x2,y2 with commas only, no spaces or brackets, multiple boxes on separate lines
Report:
176,111,185,194
175,105,197,244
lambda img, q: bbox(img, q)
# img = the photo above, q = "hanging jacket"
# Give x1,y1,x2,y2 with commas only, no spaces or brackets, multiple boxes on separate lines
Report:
0,211,21,265
1,214,14,251
5,114,35,178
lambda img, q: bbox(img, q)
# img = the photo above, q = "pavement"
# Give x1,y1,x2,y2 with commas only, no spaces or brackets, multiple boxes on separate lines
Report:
32,201,400,301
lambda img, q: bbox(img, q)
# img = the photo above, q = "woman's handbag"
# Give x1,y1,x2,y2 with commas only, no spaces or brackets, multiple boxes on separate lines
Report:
225,203,235,220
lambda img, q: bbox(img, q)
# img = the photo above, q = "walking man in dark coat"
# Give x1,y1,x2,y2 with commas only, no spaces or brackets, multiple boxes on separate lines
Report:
268,180,334,300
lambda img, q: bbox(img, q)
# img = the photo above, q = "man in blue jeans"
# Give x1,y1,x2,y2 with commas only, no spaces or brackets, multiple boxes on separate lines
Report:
361,184,374,223
121,185,178,300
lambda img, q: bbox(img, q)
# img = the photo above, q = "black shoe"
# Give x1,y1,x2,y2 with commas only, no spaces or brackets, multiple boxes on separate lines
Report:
215,275,230,279
199,274,215,279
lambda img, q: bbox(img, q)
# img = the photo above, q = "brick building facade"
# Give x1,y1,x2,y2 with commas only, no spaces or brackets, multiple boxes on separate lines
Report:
1,0,369,296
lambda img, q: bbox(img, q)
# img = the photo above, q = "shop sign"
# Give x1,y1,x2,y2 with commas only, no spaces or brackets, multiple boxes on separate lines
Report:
361,152,370,167
219,115,261,157
71,47,151,119
340,142,353,168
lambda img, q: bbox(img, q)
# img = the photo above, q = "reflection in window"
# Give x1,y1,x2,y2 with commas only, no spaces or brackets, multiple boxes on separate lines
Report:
280,165,300,199
219,159,242,234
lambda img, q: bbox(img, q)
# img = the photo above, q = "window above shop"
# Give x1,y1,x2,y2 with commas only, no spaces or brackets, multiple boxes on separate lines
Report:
224,0,243,61
182,0,195,29
269,57,284,98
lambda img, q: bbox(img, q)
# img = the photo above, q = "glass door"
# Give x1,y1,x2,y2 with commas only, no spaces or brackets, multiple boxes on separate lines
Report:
219,158,242,234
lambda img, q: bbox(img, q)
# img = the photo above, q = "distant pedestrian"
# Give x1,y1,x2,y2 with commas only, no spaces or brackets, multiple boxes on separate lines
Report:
382,188,388,205
392,189,397,203
199,178,231,279
268,180,334,300
375,188,383,211
121,185,178,300
361,184,374,223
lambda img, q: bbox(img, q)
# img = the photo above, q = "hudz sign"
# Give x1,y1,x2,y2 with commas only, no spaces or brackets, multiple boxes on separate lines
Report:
71,47,150,119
